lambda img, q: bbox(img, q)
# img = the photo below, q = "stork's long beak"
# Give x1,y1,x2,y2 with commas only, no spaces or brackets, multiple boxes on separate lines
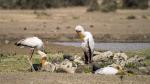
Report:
37,50,47,66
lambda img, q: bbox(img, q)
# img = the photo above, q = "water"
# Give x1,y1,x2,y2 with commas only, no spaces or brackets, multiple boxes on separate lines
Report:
53,42,150,51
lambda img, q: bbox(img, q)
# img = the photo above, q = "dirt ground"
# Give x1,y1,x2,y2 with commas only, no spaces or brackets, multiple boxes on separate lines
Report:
0,7,150,42
0,72,149,84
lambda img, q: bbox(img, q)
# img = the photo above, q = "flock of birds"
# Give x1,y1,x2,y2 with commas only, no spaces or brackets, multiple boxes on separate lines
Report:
15,25,121,75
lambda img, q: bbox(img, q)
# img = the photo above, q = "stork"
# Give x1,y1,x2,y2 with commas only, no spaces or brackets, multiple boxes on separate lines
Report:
94,64,124,75
75,25,95,64
15,37,47,71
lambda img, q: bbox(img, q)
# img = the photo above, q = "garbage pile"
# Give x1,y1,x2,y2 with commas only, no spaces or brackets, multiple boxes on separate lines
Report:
34,51,149,75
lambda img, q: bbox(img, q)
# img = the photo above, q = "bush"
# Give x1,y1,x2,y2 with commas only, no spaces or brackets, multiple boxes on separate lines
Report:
127,15,136,19
100,0,117,12
0,0,91,9
87,0,100,12
123,0,149,9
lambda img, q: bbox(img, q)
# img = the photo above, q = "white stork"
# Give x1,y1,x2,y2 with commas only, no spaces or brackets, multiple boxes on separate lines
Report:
95,64,124,75
75,25,95,64
95,66,119,75
15,37,47,71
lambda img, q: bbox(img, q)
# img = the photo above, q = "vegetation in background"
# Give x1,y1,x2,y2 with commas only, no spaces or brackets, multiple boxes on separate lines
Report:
0,0,148,10
0,0,91,9
87,0,149,12
123,0,149,9
87,0,99,12
100,0,117,12
87,0,117,12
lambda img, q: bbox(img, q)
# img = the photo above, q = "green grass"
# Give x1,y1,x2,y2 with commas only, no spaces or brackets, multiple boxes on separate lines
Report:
126,48,150,57
0,54,30,72
0,49,150,72
0,53,64,72
126,48,150,66
72,16,80,20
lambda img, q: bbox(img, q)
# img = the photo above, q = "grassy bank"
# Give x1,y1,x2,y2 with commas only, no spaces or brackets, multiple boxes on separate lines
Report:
0,53,64,72
126,48,150,66
0,47,150,73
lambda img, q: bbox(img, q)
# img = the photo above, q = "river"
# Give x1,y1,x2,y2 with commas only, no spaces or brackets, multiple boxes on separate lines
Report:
53,42,150,51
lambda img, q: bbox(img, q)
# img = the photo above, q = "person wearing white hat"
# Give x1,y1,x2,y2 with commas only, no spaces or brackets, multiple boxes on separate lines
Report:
75,25,95,64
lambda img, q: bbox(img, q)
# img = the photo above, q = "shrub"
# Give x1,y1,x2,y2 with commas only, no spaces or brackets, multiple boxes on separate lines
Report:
123,0,149,9
100,0,117,12
0,0,91,9
127,15,136,19
87,0,100,12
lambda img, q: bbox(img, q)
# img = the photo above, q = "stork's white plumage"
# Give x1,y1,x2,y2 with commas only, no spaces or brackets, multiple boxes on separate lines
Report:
95,64,124,75
95,66,119,75
15,37,44,50
15,37,47,71
75,25,95,64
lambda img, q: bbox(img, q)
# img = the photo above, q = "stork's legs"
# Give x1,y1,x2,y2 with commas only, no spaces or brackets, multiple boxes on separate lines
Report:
84,52,88,64
27,56,35,72
28,48,35,72
84,50,93,64
30,48,35,60
89,50,93,64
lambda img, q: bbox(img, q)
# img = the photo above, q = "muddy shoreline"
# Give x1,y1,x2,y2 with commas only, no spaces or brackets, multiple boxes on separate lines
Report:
0,33,150,43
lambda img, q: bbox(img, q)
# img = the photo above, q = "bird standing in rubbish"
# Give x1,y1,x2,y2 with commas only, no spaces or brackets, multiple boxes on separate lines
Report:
75,25,95,64
15,37,47,71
